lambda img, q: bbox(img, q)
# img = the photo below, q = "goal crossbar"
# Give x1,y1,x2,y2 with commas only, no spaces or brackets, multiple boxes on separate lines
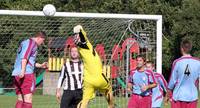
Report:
0,10,162,73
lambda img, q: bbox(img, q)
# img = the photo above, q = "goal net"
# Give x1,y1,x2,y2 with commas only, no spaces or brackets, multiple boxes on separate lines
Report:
0,10,162,108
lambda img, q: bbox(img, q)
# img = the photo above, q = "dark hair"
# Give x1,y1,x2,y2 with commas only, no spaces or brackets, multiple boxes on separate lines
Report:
146,61,153,64
35,31,46,38
136,54,146,62
146,61,155,67
181,39,192,54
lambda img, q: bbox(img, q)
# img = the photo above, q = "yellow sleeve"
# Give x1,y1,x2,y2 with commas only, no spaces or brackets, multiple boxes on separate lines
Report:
80,29,89,42
79,28,93,50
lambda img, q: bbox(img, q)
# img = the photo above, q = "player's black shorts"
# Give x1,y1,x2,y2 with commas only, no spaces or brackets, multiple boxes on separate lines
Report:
60,89,83,108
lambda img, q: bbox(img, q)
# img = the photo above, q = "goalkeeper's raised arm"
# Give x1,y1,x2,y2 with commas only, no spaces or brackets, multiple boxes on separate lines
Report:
72,25,103,77
73,25,91,49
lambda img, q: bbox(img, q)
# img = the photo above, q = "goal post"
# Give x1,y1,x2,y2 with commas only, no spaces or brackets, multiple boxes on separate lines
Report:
0,10,162,108
0,10,162,73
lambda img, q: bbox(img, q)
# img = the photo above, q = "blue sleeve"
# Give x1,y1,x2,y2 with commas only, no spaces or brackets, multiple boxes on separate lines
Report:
128,71,133,84
158,75,168,92
147,70,156,84
199,64,200,78
19,40,33,59
168,61,178,90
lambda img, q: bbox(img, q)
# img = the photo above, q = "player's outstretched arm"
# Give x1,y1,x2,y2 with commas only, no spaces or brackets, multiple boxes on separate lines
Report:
35,62,48,68
73,25,91,48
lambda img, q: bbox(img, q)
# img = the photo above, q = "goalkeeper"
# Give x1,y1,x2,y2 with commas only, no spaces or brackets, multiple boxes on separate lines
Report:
73,25,114,108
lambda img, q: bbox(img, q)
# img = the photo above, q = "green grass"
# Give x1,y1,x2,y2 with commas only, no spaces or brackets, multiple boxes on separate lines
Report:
0,95,166,108
0,95,199,108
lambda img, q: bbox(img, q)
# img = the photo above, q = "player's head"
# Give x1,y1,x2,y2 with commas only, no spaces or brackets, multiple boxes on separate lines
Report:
180,39,192,55
70,46,79,60
136,55,146,69
34,31,46,45
146,61,154,71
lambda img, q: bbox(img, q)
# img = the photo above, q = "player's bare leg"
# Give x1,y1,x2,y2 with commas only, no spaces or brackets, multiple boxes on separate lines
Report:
23,94,33,108
15,94,23,108
105,89,114,108
15,93,32,108
24,93,32,103
17,94,23,102
77,100,89,108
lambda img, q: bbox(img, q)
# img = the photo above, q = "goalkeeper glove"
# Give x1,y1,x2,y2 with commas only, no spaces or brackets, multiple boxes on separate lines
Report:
73,25,83,44
73,25,83,34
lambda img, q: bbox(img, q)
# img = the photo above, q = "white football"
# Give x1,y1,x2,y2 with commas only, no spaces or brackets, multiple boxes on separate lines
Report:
43,4,56,16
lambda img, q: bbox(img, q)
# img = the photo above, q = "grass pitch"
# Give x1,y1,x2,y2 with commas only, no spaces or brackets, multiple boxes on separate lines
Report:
0,95,174,108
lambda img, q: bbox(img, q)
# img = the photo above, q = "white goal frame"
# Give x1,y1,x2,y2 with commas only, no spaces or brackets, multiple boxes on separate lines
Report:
0,10,162,73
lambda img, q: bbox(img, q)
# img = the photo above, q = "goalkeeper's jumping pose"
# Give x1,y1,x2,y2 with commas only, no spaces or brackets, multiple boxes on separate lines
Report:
73,25,114,108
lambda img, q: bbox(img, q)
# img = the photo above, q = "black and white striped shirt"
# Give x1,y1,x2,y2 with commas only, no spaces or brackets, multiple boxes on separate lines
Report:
57,60,83,90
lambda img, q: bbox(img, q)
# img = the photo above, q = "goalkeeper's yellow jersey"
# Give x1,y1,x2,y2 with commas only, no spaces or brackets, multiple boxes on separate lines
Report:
77,29,103,82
